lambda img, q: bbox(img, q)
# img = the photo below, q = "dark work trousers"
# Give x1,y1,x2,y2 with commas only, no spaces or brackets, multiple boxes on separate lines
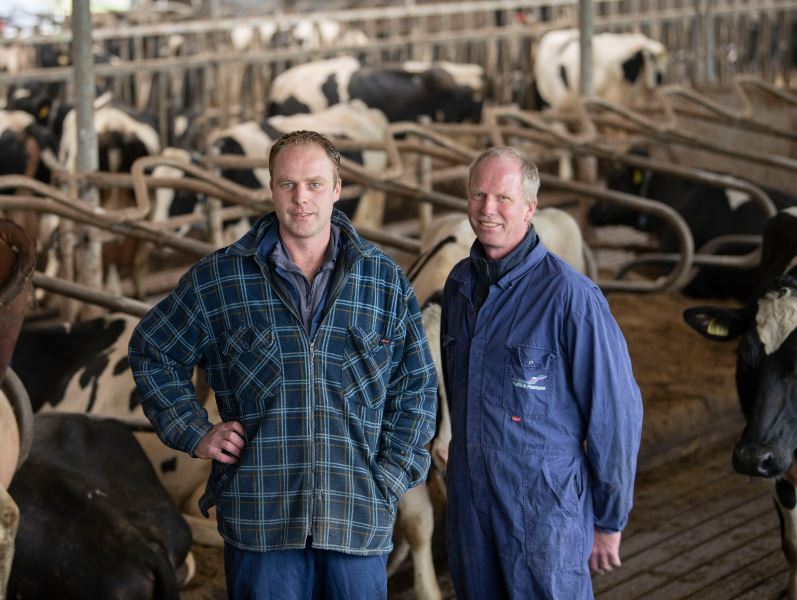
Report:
224,540,389,600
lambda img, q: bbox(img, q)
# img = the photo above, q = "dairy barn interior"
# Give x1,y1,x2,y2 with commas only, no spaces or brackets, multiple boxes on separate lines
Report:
1,0,797,598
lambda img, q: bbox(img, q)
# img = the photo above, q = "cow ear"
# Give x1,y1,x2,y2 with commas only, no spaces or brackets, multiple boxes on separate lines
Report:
424,68,451,91
622,50,644,83
682,306,749,341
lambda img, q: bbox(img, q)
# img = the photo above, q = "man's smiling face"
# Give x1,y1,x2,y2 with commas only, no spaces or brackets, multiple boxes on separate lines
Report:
467,155,536,260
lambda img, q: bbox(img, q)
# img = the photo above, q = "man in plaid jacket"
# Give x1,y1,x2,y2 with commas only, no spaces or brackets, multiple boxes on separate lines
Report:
129,130,437,599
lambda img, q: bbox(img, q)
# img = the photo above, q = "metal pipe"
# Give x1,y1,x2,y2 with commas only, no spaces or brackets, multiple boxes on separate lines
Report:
31,272,153,318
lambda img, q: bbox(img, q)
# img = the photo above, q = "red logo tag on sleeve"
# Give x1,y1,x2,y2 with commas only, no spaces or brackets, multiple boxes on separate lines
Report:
511,415,522,423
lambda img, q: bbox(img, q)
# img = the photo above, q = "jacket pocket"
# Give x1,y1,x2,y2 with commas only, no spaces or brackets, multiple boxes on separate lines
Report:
503,344,555,418
342,326,394,409
524,457,586,573
199,458,240,517
223,325,281,417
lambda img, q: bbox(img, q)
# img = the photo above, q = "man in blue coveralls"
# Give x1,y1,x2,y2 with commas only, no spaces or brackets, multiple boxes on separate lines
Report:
440,146,643,599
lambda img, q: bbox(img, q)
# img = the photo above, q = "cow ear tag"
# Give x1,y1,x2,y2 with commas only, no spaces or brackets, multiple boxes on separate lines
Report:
632,169,643,186
38,105,50,120
706,318,729,338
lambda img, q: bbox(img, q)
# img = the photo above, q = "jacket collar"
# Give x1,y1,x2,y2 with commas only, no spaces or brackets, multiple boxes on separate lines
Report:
470,225,539,287
225,209,373,267
451,230,549,297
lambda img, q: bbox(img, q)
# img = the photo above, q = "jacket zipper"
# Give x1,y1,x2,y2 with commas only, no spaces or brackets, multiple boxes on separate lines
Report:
307,340,316,540
257,245,361,543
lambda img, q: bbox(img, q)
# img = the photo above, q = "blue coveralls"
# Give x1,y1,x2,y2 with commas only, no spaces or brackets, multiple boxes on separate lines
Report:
441,238,643,599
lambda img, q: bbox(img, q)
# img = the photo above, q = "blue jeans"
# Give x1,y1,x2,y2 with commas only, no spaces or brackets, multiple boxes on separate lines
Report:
224,540,388,600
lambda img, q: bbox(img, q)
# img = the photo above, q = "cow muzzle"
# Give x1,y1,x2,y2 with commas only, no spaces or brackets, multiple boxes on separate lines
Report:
732,441,790,478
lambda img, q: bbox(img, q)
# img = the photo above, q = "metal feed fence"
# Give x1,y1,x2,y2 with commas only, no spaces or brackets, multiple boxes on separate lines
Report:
3,0,797,143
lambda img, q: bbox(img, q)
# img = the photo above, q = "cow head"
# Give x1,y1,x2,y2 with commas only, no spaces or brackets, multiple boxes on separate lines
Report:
422,64,485,123
730,276,797,478
589,148,658,231
684,211,797,479
621,39,667,89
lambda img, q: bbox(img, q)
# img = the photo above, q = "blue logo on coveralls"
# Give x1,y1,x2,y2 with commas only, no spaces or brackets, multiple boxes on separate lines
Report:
511,375,547,391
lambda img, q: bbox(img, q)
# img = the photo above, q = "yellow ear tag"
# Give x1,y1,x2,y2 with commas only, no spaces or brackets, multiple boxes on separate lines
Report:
707,318,728,337
632,169,643,186
38,105,50,120
58,54,69,66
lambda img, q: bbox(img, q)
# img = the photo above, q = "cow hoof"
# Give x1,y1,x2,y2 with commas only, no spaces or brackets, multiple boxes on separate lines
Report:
176,551,196,587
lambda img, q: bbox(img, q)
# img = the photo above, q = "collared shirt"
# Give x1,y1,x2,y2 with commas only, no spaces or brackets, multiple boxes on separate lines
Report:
266,224,341,340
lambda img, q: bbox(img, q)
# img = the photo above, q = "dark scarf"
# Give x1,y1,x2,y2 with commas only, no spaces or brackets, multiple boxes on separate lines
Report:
470,225,539,316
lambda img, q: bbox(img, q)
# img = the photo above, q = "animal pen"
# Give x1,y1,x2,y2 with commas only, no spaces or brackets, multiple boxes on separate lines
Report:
1,1,797,598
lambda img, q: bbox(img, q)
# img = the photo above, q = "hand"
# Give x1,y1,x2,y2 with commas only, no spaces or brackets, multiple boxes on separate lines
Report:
431,438,449,471
194,421,246,464
589,529,622,575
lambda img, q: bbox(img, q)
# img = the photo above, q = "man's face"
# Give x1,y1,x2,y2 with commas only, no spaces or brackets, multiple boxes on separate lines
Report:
270,143,341,246
467,156,536,260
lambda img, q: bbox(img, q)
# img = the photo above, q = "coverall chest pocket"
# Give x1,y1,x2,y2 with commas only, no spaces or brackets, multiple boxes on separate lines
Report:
503,345,555,418
223,326,281,416
342,326,394,409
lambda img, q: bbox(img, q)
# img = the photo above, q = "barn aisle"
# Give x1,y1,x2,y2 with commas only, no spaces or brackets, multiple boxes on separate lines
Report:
594,435,783,600
387,435,785,600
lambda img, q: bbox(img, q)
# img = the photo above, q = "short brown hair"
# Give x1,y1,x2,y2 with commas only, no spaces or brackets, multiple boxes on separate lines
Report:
268,130,341,182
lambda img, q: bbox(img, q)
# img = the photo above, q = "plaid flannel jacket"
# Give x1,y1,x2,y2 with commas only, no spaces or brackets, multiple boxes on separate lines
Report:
128,210,437,554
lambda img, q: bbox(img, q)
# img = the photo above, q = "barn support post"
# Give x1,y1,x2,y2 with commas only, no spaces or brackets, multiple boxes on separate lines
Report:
579,0,593,98
704,0,716,83
693,0,715,84
417,116,433,236
72,0,103,320
578,0,598,185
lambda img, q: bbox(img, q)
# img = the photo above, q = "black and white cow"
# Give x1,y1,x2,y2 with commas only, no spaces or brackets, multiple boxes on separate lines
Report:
587,152,797,301
209,100,390,230
7,412,194,599
7,88,161,176
0,109,58,183
267,56,485,124
231,18,369,52
8,91,164,296
57,97,161,175
683,207,797,599
10,315,214,515
532,29,667,111
410,209,586,305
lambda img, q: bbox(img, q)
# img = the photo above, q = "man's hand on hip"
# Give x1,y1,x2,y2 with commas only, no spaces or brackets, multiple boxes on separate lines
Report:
589,529,622,575
194,421,246,463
